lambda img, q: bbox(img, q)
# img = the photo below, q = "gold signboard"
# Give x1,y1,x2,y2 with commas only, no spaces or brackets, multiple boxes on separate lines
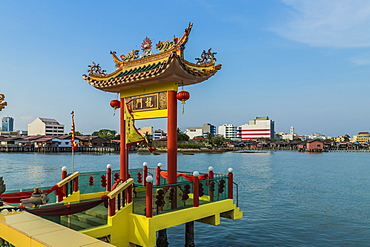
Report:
125,91,167,119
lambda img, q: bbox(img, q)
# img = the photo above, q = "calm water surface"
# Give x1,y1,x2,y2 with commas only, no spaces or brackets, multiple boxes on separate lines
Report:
1,151,370,246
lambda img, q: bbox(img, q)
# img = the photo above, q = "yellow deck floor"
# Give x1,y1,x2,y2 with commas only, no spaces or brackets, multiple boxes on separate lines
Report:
0,204,113,247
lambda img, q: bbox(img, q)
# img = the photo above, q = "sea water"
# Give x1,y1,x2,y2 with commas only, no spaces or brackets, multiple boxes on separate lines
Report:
1,151,370,246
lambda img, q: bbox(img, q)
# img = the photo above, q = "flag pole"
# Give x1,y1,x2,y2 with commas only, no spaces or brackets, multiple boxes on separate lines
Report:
72,147,75,173
71,110,77,173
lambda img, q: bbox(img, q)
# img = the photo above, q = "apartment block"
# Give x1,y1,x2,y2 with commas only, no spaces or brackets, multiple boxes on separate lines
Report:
185,123,216,140
28,118,64,136
238,116,275,140
2,116,14,131
218,124,238,140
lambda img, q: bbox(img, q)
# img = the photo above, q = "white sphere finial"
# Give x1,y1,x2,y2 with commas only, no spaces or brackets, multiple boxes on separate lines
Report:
157,163,162,167
143,162,148,167
62,166,68,172
146,175,153,183
193,171,199,177
107,164,112,169
228,168,233,173
208,166,214,172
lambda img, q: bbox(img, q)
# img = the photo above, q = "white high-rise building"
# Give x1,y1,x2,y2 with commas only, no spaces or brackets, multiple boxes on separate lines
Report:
218,124,238,140
238,117,275,140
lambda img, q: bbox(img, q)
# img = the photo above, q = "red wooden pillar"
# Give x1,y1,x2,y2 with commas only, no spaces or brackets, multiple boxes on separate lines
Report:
208,166,214,179
145,176,153,218
61,166,67,179
228,168,233,199
73,177,78,192
208,166,214,202
106,164,112,191
120,98,128,181
167,90,177,184
120,98,132,204
108,198,116,216
143,162,148,186
60,166,67,202
156,163,162,186
193,171,199,207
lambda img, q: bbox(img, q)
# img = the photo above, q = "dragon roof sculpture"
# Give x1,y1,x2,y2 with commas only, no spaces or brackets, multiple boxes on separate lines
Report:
82,23,221,93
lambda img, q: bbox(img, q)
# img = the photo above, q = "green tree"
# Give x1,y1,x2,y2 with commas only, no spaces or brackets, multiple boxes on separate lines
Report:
211,135,226,148
92,129,118,140
177,128,190,141
69,131,82,136
205,132,213,145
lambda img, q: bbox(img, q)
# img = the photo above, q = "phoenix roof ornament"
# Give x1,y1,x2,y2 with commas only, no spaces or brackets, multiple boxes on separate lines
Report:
0,94,7,111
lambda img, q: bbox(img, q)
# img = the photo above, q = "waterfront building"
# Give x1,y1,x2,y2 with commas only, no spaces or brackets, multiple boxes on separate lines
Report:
218,124,239,140
137,126,153,138
295,135,307,141
238,116,275,140
1,116,14,131
77,136,108,147
18,130,28,136
185,123,216,139
153,129,166,140
33,136,54,147
53,135,79,148
202,123,216,136
185,127,203,139
308,132,327,140
278,126,295,140
305,140,324,151
352,132,370,143
0,137,24,146
137,127,167,140
334,134,350,142
27,118,64,136
0,130,18,137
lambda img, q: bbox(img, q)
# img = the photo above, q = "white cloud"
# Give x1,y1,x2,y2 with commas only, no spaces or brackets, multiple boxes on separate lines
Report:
274,0,370,47
349,52,370,65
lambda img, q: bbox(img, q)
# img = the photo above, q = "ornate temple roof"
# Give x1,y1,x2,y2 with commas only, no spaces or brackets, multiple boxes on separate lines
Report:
82,23,222,93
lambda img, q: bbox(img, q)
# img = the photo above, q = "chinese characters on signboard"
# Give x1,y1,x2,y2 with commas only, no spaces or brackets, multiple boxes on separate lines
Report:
126,91,167,112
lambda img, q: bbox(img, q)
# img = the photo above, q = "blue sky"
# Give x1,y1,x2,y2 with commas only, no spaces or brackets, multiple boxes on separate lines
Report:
1,0,370,137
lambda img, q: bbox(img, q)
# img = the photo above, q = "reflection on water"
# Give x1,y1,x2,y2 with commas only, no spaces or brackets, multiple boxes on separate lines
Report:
1,151,370,246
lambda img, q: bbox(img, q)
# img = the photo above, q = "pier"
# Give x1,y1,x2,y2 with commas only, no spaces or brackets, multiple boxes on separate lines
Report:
0,23,242,247
0,165,242,246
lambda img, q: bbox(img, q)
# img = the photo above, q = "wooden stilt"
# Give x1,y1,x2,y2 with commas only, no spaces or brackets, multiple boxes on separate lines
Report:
185,221,195,247
156,229,169,247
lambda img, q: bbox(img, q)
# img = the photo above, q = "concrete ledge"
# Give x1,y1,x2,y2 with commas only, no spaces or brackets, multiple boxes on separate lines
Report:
0,210,113,247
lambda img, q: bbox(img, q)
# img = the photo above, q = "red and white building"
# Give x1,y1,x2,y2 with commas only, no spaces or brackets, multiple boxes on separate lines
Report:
237,117,275,140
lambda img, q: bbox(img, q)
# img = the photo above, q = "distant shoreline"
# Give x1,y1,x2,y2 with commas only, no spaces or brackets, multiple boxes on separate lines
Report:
1,146,370,153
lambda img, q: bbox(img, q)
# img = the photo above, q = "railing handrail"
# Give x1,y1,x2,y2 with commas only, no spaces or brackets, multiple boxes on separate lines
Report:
56,172,80,187
233,181,239,207
107,178,134,199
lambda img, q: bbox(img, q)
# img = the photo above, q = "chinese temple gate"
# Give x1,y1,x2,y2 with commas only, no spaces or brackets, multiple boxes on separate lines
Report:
0,23,241,247
82,23,222,185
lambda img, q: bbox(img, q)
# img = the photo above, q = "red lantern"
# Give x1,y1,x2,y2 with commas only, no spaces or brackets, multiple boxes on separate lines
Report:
110,99,120,116
110,100,120,109
176,90,190,114
176,90,190,103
